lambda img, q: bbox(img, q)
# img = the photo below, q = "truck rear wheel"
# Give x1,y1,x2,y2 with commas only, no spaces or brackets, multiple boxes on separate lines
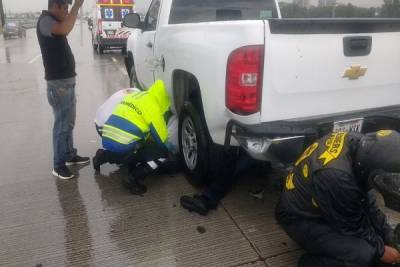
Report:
129,65,142,89
179,103,210,187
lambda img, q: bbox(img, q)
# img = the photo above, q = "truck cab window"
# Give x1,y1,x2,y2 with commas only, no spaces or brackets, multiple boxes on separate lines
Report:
169,0,278,24
144,0,161,31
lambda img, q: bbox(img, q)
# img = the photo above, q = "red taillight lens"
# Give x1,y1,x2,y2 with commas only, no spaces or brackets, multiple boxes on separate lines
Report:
98,19,103,34
226,45,264,115
98,0,111,4
122,0,134,4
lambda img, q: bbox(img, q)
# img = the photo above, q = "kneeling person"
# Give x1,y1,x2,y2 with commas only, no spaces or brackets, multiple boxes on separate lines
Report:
276,130,400,267
93,80,177,194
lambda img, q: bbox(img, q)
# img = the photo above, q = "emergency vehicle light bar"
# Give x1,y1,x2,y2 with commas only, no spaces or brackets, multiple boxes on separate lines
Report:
97,0,133,4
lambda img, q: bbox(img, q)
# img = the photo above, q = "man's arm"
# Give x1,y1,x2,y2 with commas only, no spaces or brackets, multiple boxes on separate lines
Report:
52,0,84,36
312,169,386,259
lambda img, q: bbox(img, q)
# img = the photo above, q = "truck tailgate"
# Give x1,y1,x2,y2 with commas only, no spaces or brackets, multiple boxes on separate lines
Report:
261,19,400,122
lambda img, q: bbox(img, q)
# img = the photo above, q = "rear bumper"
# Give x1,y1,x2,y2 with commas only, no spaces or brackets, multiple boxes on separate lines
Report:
224,105,400,163
98,37,127,48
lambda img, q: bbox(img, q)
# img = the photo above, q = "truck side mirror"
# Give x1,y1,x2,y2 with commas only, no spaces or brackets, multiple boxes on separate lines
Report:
123,13,142,29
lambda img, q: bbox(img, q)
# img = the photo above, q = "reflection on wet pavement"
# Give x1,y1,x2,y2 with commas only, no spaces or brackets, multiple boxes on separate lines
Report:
0,21,399,267
56,164,93,266
5,47,11,63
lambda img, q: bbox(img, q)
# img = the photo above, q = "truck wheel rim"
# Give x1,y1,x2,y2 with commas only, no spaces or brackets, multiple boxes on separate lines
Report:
182,116,198,171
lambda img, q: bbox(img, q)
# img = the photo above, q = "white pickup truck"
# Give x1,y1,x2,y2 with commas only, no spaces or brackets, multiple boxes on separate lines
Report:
123,0,400,185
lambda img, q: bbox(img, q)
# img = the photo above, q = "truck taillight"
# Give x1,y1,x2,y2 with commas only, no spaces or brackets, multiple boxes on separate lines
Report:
98,19,103,34
226,45,264,115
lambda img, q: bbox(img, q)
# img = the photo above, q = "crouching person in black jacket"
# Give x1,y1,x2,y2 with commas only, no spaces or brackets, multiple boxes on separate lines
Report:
275,130,400,267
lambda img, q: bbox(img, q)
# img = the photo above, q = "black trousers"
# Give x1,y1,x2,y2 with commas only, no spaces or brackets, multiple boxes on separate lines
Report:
102,143,169,171
276,189,394,267
202,151,258,205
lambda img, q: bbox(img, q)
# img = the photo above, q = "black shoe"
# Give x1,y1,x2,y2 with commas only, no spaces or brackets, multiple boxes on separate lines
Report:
93,149,106,171
66,155,90,166
122,175,147,195
180,195,214,216
52,165,74,180
129,180,147,195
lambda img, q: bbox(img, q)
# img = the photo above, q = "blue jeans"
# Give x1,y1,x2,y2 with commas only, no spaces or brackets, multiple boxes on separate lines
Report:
47,78,77,168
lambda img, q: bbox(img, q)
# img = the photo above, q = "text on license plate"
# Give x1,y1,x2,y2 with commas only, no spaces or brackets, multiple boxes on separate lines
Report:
333,118,364,133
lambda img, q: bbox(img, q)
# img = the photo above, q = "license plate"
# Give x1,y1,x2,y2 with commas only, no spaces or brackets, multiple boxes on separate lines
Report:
333,118,364,133
105,30,115,36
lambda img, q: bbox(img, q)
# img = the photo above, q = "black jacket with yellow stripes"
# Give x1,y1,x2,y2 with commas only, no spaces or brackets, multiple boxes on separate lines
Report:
276,132,391,259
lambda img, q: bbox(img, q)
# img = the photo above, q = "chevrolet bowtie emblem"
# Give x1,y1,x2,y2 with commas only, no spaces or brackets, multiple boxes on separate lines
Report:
343,65,367,80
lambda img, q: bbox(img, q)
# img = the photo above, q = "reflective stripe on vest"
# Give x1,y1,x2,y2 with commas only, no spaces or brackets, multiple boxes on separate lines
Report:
102,124,141,145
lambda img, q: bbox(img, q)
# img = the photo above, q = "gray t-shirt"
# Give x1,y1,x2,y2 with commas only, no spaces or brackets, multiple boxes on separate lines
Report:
39,15,56,38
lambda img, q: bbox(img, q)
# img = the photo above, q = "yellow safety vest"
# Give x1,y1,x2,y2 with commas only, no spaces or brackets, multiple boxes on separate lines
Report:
102,80,171,152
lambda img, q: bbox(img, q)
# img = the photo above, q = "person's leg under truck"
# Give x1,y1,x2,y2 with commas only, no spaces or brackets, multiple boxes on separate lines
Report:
47,80,77,168
281,219,377,267
203,151,257,205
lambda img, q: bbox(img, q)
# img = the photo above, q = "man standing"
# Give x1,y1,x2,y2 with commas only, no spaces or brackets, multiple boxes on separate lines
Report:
276,130,400,266
37,0,89,180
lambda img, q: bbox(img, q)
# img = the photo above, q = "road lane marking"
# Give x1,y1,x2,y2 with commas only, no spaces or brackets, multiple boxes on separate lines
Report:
28,54,42,64
111,57,118,63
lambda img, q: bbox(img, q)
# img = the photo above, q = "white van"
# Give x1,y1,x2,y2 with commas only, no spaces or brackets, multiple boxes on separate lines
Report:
90,0,134,54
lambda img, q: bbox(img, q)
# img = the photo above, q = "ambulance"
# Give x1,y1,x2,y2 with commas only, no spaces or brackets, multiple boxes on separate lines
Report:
90,0,134,54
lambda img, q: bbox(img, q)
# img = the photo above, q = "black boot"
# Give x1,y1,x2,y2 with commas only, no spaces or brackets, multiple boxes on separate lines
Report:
129,177,147,195
122,163,151,195
122,175,147,195
180,194,216,216
93,149,107,172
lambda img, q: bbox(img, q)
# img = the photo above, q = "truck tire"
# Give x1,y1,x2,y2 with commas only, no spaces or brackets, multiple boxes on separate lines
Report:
179,103,210,187
129,65,142,89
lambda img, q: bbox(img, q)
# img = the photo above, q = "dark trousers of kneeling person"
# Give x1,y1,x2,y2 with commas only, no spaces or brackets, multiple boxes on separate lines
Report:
94,143,177,195
276,194,396,267
180,150,258,216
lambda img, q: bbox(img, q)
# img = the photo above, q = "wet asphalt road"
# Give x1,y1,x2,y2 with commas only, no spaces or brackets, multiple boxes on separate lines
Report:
0,22,399,267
